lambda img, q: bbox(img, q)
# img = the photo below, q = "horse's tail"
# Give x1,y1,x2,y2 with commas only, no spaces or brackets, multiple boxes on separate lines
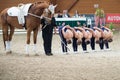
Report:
0,12,2,28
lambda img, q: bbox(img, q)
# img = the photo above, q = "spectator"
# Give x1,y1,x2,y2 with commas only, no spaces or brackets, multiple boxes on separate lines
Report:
57,10,63,18
87,18,92,28
62,10,70,18
73,10,80,18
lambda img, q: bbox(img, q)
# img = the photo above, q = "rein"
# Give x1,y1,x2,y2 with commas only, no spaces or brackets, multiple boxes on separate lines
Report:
28,13,42,19
28,13,51,20
28,13,51,31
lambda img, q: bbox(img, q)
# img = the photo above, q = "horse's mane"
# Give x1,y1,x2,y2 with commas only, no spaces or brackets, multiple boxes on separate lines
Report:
33,1,49,7
34,1,45,4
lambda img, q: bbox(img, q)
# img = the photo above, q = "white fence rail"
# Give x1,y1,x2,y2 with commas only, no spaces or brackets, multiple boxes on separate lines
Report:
0,29,59,35
0,29,27,35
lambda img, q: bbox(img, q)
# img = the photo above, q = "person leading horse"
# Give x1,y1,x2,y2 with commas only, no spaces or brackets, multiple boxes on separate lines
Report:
0,1,54,56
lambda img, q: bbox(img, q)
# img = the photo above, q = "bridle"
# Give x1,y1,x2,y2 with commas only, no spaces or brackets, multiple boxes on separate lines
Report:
28,8,51,19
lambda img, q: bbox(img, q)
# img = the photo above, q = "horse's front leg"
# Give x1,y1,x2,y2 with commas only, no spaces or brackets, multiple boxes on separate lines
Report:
33,28,39,55
8,26,15,53
26,29,32,55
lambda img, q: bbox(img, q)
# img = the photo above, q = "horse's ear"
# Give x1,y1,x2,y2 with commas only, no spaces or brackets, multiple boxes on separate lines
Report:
48,4,57,14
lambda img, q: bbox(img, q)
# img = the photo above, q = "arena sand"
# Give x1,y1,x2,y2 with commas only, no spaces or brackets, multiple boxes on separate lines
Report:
0,31,120,80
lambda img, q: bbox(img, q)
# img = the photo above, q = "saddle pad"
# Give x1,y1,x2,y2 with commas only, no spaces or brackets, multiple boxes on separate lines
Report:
7,3,32,16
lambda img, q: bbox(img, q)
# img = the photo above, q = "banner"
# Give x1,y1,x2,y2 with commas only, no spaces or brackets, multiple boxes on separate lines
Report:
106,14,120,23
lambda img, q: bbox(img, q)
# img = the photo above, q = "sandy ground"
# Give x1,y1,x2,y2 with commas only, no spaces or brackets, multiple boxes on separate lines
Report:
0,31,120,80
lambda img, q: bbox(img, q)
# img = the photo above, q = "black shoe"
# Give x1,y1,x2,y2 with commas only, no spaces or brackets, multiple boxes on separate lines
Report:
49,53,53,55
46,53,53,56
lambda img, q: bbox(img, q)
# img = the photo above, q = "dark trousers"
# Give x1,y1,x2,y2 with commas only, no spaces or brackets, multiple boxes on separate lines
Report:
42,31,53,54
90,36,95,50
88,25,91,28
59,31,68,52
61,38,67,52
72,37,78,51
99,38,109,50
82,37,87,51
105,42,109,49
99,38,104,49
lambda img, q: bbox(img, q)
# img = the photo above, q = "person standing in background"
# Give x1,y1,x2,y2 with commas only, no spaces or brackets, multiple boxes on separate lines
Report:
57,10,63,18
87,18,92,28
62,10,70,18
73,10,80,18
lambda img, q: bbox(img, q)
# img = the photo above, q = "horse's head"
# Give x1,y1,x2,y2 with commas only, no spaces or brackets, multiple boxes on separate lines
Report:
48,4,57,14
42,4,57,18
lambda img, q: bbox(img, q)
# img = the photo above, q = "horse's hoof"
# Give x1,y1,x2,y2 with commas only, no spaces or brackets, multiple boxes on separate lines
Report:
35,54,39,56
25,54,29,57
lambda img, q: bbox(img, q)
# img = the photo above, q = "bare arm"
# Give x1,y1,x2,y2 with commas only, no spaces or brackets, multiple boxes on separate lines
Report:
62,25,74,38
104,27,111,32
62,26,66,37
84,27,95,36
62,25,71,38
93,27,104,37
53,27,57,34
76,27,87,37
64,25,75,34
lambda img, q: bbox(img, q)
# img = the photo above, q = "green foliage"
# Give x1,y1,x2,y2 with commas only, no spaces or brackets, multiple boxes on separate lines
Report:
109,23,114,30
108,23,117,34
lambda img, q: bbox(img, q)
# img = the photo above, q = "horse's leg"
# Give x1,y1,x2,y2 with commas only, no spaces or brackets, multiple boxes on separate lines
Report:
8,26,15,53
26,29,32,55
33,28,39,55
2,25,10,53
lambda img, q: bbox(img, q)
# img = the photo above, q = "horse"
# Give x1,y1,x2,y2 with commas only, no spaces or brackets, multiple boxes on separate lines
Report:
0,1,51,55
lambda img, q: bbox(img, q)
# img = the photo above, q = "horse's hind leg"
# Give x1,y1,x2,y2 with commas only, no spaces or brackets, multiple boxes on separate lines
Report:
2,25,11,54
8,26,15,53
